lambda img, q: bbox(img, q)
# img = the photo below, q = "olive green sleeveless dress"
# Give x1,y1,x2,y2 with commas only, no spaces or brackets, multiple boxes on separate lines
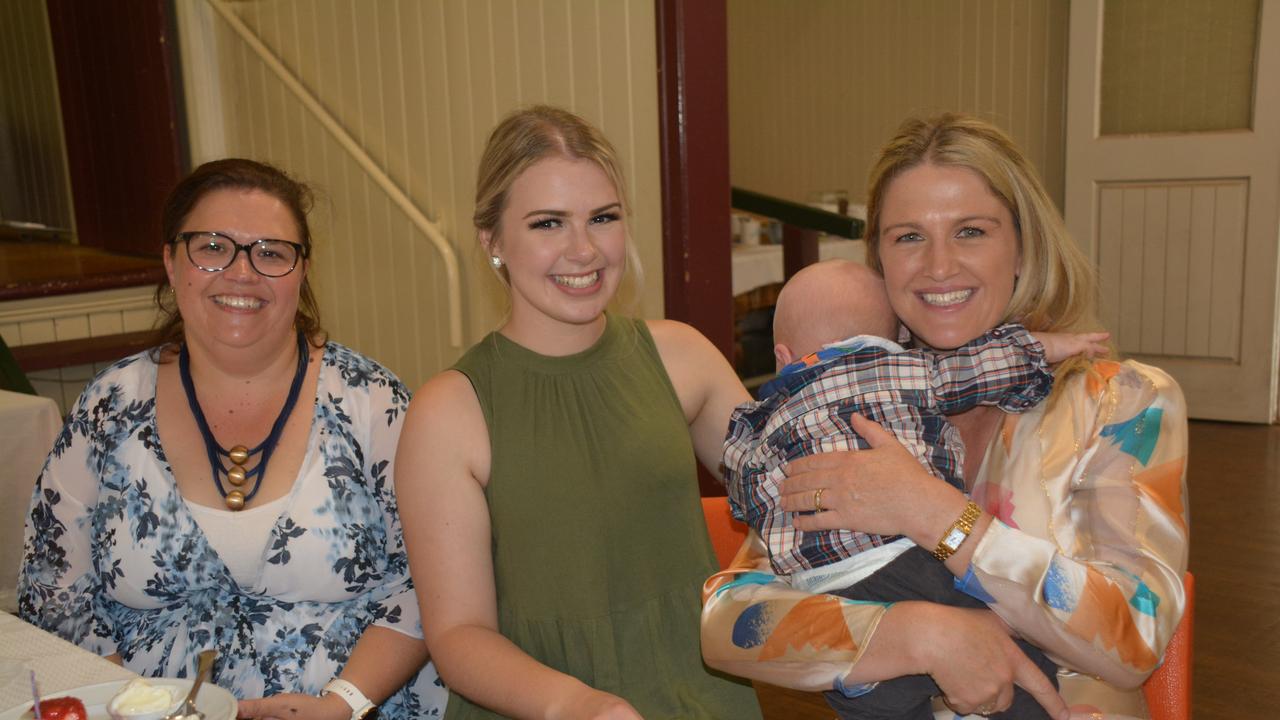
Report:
445,315,760,719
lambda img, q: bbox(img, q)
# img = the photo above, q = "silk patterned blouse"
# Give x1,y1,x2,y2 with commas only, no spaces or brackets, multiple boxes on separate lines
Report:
701,359,1189,719
18,343,447,718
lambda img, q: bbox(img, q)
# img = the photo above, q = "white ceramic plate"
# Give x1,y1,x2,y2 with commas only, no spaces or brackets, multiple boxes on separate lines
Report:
0,680,235,720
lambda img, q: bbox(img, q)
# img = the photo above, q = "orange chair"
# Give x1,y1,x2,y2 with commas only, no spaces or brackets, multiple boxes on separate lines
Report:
701,495,749,570
699,496,1194,719
1144,572,1194,720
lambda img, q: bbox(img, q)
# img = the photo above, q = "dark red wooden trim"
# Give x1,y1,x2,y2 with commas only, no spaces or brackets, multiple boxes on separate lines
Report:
0,267,164,302
655,0,732,497
11,330,155,373
655,0,732,357
46,0,184,257
782,225,821,280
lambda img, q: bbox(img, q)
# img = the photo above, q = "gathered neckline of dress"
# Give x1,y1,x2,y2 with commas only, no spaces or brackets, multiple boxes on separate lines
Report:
486,313,635,375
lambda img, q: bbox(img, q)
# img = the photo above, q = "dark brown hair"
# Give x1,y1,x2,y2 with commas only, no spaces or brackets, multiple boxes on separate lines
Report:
152,158,324,356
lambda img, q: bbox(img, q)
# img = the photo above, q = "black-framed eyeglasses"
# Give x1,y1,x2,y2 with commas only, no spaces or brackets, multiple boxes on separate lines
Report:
173,231,308,277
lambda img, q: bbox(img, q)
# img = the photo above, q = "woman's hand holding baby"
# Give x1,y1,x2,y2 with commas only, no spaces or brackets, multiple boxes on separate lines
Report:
781,413,969,549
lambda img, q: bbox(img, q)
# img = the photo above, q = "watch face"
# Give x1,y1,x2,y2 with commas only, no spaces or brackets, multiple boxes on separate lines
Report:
358,707,378,720
943,527,967,550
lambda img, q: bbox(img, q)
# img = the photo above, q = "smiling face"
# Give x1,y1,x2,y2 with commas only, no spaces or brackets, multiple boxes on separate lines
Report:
484,155,626,347
876,163,1021,349
163,188,307,354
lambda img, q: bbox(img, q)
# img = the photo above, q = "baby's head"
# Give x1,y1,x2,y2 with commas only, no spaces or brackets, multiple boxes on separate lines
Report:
772,259,899,370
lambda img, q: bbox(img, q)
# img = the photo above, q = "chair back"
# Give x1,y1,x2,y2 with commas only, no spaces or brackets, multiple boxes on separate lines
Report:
1144,572,1194,720
701,495,748,569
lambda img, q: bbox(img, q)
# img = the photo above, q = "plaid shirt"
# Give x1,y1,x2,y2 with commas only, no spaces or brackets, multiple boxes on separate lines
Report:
722,323,1052,576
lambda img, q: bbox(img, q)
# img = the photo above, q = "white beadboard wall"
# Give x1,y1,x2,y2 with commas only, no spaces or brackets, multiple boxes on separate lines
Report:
178,0,663,389
0,287,158,413
728,0,1070,210
0,0,74,231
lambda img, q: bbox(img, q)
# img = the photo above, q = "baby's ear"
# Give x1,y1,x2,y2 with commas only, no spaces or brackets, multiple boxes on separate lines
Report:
773,343,794,371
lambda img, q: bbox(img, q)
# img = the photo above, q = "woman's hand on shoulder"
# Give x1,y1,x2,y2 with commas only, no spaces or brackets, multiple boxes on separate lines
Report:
646,319,750,480
237,692,350,720
547,685,644,720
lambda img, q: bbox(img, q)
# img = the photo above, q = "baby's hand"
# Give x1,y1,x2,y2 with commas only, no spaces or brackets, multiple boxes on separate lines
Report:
1032,331,1111,363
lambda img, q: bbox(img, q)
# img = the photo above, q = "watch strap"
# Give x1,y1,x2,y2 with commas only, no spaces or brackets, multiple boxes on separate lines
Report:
322,678,376,720
931,500,982,562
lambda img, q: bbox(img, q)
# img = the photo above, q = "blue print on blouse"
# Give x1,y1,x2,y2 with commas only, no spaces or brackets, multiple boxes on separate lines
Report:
1100,407,1163,466
1042,559,1078,613
732,602,776,649
1129,582,1160,617
955,566,996,604
16,344,445,717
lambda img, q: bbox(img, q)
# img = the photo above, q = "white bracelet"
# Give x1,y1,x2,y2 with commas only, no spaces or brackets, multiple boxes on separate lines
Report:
321,678,377,720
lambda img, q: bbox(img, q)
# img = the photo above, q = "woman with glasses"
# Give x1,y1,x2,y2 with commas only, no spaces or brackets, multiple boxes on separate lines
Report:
18,159,447,720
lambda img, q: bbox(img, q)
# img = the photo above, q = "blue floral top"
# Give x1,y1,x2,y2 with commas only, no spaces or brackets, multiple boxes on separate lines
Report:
17,343,447,718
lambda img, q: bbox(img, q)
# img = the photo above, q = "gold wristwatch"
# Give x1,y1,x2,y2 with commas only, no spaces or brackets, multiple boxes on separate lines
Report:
931,500,982,561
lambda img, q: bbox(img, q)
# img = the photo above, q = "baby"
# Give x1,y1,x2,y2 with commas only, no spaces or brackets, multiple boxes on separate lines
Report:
722,259,1107,719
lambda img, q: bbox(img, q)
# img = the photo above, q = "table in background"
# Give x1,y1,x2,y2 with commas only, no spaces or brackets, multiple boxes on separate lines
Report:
0,390,61,611
0,611,134,711
730,237,866,297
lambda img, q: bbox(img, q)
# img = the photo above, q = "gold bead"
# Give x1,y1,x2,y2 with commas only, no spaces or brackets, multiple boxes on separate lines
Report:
228,445,250,465
225,490,245,510
227,465,247,486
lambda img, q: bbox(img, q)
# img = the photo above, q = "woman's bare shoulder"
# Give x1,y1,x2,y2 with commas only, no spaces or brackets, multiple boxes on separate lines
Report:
403,369,488,470
644,318,721,363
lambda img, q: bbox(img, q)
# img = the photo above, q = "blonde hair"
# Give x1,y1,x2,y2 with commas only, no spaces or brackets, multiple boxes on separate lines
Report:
865,113,1099,336
473,105,643,308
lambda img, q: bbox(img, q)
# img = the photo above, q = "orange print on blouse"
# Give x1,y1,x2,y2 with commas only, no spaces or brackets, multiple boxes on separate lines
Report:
1086,360,1123,398
1065,568,1159,670
1134,458,1186,530
758,595,858,661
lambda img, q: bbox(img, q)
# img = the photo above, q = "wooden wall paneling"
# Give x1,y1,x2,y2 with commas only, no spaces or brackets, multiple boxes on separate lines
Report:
1163,186,1192,356
726,0,1069,209
1118,187,1145,353
1209,182,1247,359
490,1,520,115
1185,186,1216,358
625,0,664,321
544,1,575,110
1097,187,1123,338
571,0,604,126
1140,187,1167,355
514,1,547,104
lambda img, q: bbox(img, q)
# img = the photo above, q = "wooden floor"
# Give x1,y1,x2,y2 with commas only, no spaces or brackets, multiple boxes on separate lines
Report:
753,419,1280,719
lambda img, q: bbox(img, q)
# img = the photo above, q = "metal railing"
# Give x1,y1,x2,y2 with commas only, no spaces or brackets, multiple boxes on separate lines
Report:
206,0,463,347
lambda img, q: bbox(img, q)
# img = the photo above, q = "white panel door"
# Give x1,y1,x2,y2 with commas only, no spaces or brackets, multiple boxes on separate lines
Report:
1064,0,1280,422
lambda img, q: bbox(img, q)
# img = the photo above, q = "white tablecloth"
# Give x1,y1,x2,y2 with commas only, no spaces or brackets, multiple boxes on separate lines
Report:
0,611,134,711
0,391,61,612
731,237,867,296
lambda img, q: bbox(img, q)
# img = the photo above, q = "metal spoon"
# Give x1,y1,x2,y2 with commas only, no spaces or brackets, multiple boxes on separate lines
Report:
163,649,216,720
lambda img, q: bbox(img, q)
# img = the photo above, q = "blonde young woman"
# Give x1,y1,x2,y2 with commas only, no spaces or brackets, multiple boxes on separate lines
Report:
397,107,761,719
701,114,1189,720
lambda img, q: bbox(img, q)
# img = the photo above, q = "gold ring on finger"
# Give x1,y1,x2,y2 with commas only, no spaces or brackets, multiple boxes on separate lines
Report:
813,487,825,513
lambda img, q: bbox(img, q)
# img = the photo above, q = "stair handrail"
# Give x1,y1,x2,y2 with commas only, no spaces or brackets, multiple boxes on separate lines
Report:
205,0,463,347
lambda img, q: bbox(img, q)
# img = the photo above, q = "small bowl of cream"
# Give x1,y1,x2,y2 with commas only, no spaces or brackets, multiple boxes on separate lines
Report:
106,678,183,720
